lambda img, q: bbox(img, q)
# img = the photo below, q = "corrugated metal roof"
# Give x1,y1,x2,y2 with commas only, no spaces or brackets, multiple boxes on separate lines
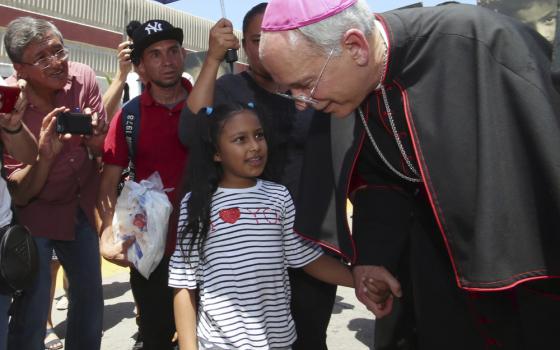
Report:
1,0,244,50
0,0,246,77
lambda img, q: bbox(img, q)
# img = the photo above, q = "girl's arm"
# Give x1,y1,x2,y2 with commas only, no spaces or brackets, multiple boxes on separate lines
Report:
173,288,198,350
303,255,354,288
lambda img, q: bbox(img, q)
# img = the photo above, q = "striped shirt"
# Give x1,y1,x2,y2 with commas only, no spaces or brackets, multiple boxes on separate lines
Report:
169,180,322,349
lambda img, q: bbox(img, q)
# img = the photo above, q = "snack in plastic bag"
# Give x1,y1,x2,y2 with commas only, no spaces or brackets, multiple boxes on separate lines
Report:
113,171,173,278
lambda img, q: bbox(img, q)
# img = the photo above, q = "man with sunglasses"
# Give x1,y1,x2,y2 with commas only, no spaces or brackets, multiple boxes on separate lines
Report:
3,17,107,350
260,0,560,348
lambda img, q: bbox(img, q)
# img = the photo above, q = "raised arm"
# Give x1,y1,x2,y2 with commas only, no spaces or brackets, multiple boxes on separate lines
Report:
103,41,134,120
179,19,239,146
8,107,67,206
186,18,239,114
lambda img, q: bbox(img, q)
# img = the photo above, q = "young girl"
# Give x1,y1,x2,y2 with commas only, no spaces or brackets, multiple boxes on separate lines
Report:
169,103,354,350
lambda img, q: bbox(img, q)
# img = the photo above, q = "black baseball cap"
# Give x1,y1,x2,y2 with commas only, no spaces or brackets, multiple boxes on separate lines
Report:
126,20,142,38
130,19,183,65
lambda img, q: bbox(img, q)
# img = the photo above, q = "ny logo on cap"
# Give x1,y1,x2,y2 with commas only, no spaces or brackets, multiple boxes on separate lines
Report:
145,21,163,35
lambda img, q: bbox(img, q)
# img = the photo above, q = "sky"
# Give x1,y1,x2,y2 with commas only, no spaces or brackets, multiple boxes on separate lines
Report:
165,0,477,31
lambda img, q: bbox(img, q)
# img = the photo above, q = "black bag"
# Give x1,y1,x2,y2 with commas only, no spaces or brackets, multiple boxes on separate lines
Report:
0,224,38,295
0,138,38,295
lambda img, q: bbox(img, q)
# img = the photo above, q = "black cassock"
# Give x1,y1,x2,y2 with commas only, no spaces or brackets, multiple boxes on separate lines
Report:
296,4,560,292
296,5,560,290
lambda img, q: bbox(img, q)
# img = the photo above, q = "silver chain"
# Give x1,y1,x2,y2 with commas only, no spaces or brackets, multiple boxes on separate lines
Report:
379,85,421,179
357,107,422,183
357,25,422,183
356,30,422,183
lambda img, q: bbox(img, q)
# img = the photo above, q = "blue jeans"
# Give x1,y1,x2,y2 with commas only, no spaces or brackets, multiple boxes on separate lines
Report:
8,210,103,350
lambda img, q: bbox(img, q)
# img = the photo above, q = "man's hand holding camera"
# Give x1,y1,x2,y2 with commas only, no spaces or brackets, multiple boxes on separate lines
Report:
82,107,108,156
38,107,68,162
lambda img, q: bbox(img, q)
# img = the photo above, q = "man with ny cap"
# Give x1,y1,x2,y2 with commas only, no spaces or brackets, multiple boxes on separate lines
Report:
98,19,192,350
259,0,560,348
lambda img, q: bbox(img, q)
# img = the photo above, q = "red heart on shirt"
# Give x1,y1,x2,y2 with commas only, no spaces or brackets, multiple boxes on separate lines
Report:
219,208,240,224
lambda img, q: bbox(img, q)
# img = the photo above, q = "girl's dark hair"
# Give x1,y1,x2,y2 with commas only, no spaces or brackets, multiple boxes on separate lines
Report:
180,102,259,260
242,2,268,35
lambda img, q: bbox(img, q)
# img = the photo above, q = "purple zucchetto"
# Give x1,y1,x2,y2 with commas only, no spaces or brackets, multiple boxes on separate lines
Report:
261,0,357,32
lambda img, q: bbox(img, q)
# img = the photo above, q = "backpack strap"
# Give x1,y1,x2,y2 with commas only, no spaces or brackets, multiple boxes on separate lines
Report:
121,96,141,181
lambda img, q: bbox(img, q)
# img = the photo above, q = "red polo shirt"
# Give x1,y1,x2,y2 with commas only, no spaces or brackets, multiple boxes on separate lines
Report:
103,78,191,255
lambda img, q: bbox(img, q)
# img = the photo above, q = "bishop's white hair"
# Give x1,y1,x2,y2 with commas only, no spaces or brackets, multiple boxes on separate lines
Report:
294,0,374,56
260,0,375,59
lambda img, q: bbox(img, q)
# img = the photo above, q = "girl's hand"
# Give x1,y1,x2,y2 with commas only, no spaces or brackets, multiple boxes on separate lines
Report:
353,265,402,318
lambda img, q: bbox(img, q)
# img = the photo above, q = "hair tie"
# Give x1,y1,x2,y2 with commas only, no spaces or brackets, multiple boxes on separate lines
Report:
247,102,255,109
205,106,213,116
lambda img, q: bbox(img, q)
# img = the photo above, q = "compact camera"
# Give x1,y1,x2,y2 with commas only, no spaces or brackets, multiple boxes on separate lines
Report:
56,112,93,135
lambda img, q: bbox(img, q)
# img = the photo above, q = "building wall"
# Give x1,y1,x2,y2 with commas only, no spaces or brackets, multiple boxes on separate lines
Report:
0,0,246,82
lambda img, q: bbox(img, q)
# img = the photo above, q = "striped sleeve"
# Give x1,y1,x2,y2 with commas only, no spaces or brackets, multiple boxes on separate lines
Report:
281,188,322,268
168,193,199,289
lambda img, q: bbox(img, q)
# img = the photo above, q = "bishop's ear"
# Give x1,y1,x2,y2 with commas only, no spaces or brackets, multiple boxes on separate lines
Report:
343,29,370,66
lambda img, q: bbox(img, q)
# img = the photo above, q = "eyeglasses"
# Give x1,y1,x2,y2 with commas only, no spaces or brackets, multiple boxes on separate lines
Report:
22,48,69,71
276,48,335,106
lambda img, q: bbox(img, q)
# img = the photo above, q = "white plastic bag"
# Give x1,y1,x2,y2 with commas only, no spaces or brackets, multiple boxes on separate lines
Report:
113,171,173,278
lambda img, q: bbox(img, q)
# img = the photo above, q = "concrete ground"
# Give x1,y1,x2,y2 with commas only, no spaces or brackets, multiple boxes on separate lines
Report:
50,261,375,350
